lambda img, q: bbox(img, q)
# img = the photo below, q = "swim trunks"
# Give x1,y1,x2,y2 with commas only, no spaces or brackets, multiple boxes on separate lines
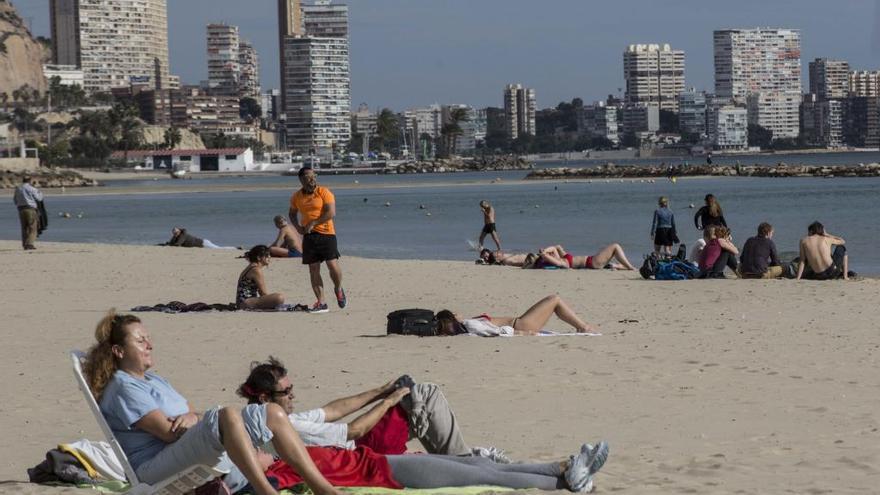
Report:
481,223,496,234
564,253,574,268
584,256,595,269
302,233,340,265
288,248,302,258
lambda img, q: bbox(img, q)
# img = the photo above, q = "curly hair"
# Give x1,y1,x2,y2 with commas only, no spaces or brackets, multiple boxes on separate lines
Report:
84,310,141,400
237,356,288,404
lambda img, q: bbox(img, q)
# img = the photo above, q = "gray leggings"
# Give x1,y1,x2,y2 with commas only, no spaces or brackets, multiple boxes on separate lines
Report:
386,454,566,490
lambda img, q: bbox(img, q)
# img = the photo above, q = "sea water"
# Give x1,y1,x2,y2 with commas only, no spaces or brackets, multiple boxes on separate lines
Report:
2,170,879,275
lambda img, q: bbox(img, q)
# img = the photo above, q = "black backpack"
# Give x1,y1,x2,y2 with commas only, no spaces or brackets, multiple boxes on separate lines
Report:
639,253,659,279
387,309,437,336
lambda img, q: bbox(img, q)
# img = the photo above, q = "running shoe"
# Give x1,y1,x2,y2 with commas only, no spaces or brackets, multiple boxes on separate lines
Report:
309,302,329,314
471,446,512,464
565,441,609,493
335,287,347,308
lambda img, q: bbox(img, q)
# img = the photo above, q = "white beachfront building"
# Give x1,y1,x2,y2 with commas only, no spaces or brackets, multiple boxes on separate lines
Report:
111,148,254,172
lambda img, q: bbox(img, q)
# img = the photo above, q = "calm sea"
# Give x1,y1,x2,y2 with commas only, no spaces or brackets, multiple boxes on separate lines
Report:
3,152,880,275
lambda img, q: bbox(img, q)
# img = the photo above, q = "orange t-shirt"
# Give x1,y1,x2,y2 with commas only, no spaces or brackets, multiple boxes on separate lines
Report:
291,186,336,235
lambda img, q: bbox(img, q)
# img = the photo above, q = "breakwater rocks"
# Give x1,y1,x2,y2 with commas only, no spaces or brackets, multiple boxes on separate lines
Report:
525,162,880,180
388,156,533,174
1,169,99,189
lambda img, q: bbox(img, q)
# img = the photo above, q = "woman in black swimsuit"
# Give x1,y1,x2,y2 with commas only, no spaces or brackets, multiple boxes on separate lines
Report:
237,245,286,309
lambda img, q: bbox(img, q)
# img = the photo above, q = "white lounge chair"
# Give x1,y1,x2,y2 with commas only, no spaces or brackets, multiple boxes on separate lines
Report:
70,350,223,495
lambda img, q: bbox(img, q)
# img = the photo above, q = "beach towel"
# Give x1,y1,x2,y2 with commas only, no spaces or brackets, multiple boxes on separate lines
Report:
131,301,310,313
82,480,512,494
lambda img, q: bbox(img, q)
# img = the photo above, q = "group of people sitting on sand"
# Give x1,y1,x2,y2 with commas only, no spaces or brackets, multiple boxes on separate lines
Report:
82,311,609,495
479,243,637,271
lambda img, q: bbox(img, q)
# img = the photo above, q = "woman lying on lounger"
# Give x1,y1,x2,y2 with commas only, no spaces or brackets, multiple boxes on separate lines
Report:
84,311,609,494
235,357,609,493
537,244,637,271
83,311,342,495
435,294,600,336
236,245,285,309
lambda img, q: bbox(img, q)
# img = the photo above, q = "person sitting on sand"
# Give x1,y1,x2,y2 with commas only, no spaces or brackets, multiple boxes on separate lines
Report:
693,194,727,231
435,294,600,336
738,222,783,279
688,225,715,266
83,311,341,495
237,245,286,309
536,244,637,271
163,227,237,249
796,221,850,280
238,357,508,462
269,216,304,258
479,248,530,267
698,226,739,278
234,355,609,493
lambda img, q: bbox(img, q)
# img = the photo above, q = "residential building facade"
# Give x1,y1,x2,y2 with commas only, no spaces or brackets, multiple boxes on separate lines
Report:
238,41,261,99
746,91,802,140
808,58,850,100
622,103,659,135
579,101,619,145
206,24,240,97
843,97,880,148
50,0,171,93
303,0,348,37
710,106,749,150
623,43,685,112
801,94,843,148
503,84,536,140
43,64,85,87
678,88,707,136
849,70,880,98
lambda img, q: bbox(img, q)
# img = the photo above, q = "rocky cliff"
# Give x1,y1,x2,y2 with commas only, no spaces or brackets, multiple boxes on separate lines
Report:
0,0,47,99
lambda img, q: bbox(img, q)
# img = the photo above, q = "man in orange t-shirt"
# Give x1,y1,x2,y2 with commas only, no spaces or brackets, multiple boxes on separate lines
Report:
289,167,345,313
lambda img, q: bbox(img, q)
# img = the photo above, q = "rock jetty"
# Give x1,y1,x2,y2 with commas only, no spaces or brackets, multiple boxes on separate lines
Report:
1,169,100,189
525,162,880,180
388,156,532,174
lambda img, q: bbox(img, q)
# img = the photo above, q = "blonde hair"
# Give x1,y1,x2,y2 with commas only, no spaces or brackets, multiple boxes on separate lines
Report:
658,196,669,207
84,310,141,400
714,226,731,239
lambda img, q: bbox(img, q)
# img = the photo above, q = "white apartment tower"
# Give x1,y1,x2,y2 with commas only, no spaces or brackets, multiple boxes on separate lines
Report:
623,43,685,112
710,106,749,150
809,58,850,100
49,0,171,94
207,24,240,97
849,70,880,98
503,84,536,140
303,0,349,37
714,28,802,140
238,41,261,99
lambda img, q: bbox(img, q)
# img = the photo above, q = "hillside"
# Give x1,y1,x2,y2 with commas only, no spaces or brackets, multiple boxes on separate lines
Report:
0,0,47,99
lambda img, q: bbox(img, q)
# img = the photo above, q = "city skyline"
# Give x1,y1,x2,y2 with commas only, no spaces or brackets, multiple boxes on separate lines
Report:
14,0,880,109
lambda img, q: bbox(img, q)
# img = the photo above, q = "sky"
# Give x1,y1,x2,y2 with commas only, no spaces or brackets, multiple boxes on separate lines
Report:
13,0,880,111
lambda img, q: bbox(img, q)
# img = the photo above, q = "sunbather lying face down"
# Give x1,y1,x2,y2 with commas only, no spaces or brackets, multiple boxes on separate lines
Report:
84,310,342,495
230,359,610,493
435,294,600,336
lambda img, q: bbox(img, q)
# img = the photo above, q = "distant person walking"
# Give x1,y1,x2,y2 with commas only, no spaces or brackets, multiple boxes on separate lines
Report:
693,194,727,231
650,196,678,255
290,167,345,313
13,175,44,250
478,200,501,250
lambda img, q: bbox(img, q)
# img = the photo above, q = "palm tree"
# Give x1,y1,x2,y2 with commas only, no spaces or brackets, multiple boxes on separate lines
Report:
0,93,8,113
109,103,144,164
375,108,399,154
447,107,469,156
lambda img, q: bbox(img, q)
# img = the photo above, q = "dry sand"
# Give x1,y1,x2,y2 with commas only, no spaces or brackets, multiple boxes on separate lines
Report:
1,241,878,494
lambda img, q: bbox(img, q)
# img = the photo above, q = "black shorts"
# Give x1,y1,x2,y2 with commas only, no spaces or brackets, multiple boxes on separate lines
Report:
482,223,496,234
302,233,340,265
653,227,678,247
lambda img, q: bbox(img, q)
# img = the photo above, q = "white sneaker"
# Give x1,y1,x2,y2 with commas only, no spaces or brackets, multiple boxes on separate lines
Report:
471,446,511,464
565,441,609,492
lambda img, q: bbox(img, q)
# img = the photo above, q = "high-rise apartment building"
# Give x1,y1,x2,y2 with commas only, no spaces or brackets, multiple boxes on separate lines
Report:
842,97,880,148
303,0,349,37
238,41,260,99
579,101,619,145
503,84,536,140
622,103,660,135
809,58,850,100
710,106,748,150
801,94,844,148
678,88,707,136
849,70,880,97
49,0,171,93
207,24,240,97
714,28,801,141
282,36,351,154
623,43,685,112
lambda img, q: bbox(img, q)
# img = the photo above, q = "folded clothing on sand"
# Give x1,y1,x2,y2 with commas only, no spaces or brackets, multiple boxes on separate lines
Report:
132,301,309,313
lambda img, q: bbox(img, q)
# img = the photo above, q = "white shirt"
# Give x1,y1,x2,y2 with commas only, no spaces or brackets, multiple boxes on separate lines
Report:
13,183,43,208
462,317,515,337
689,238,707,264
289,408,354,449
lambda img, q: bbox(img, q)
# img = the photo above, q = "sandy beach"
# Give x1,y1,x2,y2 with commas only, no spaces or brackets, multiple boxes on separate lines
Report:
1,241,878,494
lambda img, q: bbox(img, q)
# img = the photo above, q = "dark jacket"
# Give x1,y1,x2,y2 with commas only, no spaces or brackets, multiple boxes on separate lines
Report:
694,206,727,231
167,229,204,248
739,235,780,275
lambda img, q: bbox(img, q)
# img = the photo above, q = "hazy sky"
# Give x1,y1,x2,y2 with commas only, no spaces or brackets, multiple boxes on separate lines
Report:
15,0,880,110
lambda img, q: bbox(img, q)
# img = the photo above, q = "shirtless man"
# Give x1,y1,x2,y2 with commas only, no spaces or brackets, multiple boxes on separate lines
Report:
537,244,637,270
478,200,502,250
269,215,304,258
796,221,849,280
479,248,528,267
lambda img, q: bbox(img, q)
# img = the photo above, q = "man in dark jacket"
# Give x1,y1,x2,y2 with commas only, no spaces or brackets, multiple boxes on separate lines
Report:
163,227,236,249
739,222,782,278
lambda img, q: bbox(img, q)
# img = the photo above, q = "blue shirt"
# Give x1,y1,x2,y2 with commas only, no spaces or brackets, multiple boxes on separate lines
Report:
13,183,43,208
651,207,676,234
99,370,189,470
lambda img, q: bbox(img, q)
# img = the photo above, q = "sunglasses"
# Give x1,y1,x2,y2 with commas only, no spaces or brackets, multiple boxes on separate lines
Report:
272,385,294,397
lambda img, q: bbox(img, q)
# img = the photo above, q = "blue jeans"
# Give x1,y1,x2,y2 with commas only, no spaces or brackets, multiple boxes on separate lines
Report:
135,404,272,491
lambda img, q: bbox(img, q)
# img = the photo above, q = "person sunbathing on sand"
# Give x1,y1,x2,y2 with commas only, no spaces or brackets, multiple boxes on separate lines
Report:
536,244,637,270
237,245,286,309
435,294,600,336
479,248,529,267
